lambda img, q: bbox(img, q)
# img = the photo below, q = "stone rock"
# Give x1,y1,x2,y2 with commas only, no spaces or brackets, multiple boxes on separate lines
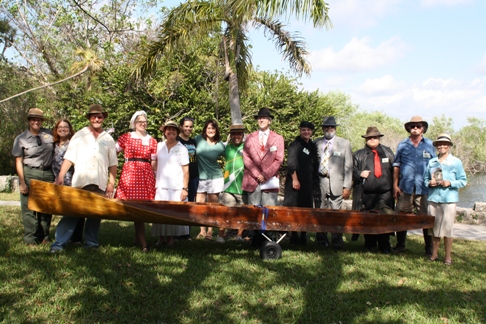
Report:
0,176,19,193
473,202,486,212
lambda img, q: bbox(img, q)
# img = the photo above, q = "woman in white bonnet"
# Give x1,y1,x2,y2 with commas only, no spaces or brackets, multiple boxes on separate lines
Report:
115,111,158,252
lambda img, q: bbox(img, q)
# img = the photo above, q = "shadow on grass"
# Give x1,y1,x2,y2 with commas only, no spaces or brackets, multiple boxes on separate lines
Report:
1,211,485,323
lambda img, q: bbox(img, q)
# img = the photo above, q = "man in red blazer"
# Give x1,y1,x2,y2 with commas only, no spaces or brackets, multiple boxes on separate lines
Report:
242,107,284,206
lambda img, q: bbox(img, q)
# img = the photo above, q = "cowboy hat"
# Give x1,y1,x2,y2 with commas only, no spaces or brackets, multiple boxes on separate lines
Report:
85,104,108,119
361,126,384,138
404,116,428,133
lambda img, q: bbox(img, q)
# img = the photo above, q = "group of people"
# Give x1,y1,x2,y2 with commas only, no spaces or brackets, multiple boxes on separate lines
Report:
13,106,467,264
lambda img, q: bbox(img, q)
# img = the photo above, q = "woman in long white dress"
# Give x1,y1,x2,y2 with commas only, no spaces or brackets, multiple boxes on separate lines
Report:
152,121,190,246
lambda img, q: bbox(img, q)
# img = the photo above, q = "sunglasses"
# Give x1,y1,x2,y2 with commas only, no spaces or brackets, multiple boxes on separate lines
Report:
36,136,42,146
90,114,105,120
409,124,423,129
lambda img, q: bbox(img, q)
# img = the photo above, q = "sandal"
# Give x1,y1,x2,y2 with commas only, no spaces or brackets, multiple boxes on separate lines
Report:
444,260,452,266
196,234,206,240
205,235,212,241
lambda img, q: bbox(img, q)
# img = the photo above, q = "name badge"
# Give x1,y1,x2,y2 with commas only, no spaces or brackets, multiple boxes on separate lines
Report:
270,146,277,152
423,151,431,159
333,151,341,157
303,148,310,155
382,158,389,163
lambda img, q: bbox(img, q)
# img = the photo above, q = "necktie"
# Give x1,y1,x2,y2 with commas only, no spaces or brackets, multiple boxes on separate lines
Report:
372,149,382,178
319,141,331,176
260,133,265,151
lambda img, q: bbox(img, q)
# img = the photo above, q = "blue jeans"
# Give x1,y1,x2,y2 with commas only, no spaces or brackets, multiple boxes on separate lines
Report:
50,185,103,251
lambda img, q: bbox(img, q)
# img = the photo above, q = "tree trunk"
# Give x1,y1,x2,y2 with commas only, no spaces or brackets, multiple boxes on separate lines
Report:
228,71,242,124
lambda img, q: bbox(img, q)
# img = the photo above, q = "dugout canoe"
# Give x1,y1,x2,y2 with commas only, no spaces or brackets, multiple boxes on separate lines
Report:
27,180,434,234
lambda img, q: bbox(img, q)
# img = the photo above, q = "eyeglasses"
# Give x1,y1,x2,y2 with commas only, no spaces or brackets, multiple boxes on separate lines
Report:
136,121,147,124
366,136,381,140
36,136,42,146
90,115,104,120
410,124,423,129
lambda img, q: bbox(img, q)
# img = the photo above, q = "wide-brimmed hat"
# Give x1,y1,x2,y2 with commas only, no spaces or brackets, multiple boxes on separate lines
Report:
433,133,453,147
26,108,46,120
404,116,428,133
361,126,384,138
159,120,180,134
229,124,245,133
321,116,339,127
85,104,108,119
254,107,274,119
299,121,315,130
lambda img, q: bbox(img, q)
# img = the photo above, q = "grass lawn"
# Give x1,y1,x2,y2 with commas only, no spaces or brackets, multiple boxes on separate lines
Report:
1,206,485,323
0,192,19,201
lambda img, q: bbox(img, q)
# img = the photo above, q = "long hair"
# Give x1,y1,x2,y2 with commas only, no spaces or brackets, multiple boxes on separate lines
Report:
53,119,75,143
201,119,220,142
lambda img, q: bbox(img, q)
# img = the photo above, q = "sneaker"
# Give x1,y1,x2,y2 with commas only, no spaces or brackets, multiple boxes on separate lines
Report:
216,236,225,244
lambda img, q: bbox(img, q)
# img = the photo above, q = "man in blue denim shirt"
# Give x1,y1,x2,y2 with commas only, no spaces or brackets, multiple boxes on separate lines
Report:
392,116,436,255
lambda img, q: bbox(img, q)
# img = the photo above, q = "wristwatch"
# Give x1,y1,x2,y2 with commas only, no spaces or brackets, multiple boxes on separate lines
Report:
182,188,188,191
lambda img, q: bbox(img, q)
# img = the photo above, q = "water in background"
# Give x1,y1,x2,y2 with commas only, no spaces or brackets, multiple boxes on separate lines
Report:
458,172,486,208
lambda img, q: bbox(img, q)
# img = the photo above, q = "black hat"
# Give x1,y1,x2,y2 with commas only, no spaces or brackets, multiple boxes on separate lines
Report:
321,116,339,127
299,121,315,130
254,107,274,119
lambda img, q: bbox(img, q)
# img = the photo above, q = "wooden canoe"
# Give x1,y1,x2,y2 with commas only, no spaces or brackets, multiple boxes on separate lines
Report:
28,180,434,234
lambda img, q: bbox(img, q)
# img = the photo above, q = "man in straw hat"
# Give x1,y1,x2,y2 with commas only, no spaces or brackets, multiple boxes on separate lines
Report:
392,116,435,255
50,104,117,253
314,116,353,249
216,124,247,243
352,126,395,254
12,108,55,245
242,108,284,207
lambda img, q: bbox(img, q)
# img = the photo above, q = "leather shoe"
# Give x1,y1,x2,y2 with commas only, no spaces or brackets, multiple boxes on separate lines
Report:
392,246,405,254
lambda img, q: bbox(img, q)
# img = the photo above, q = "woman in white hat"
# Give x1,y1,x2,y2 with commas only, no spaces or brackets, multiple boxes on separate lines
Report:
424,134,467,265
115,111,158,252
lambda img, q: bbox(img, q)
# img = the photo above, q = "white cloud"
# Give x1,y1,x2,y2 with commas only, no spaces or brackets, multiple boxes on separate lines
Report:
478,54,486,74
421,0,474,8
351,76,486,129
358,75,406,95
330,0,403,29
309,37,408,72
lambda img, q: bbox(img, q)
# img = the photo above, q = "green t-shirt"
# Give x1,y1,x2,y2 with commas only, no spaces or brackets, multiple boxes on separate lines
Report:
223,142,244,194
195,135,225,180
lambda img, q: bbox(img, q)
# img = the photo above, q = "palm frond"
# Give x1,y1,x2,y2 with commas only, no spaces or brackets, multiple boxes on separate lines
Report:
131,0,224,81
253,17,311,76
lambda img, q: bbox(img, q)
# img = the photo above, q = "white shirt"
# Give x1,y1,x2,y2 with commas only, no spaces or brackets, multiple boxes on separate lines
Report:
155,141,189,189
64,127,117,190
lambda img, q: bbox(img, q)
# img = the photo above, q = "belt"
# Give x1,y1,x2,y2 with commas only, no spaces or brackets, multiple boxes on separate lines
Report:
319,173,330,178
125,158,151,163
24,165,51,171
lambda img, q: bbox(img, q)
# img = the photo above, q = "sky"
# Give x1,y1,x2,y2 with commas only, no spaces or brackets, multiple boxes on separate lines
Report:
243,0,486,130
162,0,486,130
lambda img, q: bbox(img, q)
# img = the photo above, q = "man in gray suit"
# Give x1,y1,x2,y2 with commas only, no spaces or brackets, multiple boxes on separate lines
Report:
314,116,353,249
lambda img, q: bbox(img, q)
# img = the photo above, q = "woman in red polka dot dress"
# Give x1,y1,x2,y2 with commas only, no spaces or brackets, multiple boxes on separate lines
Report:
115,111,157,252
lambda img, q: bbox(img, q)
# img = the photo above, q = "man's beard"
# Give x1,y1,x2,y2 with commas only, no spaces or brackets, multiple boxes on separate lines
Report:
324,130,336,140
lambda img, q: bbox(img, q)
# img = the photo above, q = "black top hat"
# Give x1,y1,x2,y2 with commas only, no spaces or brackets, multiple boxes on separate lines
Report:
254,107,274,119
321,116,339,127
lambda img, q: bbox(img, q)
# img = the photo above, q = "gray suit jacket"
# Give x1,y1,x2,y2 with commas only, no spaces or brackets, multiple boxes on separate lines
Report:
314,135,353,196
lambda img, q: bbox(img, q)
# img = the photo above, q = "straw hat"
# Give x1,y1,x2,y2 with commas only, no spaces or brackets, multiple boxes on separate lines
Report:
26,108,46,120
229,124,245,133
404,116,428,133
159,120,180,134
433,133,453,147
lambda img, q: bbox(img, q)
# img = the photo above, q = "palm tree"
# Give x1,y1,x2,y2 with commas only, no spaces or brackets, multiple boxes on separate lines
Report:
0,48,104,104
134,0,332,124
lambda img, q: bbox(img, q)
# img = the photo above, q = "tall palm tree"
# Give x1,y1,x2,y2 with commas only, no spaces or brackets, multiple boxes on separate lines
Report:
0,48,103,104
134,0,332,124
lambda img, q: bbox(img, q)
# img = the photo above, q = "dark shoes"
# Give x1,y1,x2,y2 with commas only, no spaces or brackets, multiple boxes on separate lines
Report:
392,246,406,254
